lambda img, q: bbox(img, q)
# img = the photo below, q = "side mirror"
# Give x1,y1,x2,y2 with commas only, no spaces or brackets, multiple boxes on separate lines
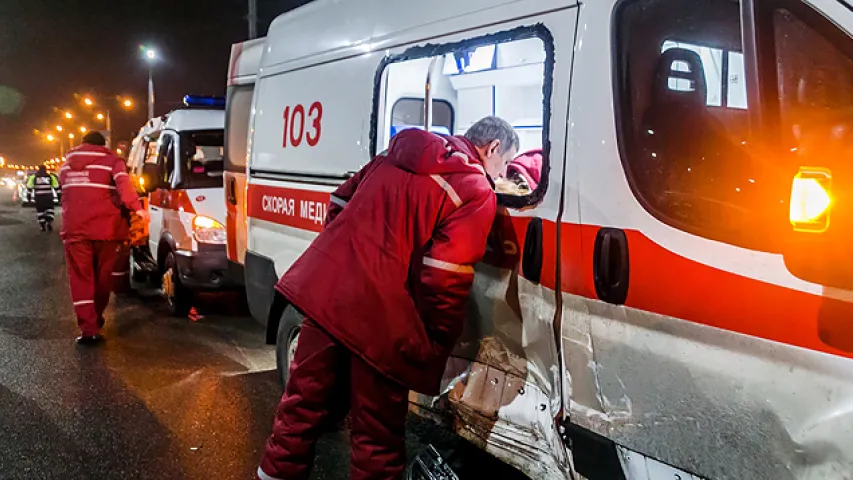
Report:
139,163,164,194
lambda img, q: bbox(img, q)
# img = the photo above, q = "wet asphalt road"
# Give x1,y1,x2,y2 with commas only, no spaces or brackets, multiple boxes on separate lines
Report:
0,189,528,480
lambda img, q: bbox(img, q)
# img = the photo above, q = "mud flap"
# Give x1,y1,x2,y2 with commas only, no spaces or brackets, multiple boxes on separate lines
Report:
407,445,460,480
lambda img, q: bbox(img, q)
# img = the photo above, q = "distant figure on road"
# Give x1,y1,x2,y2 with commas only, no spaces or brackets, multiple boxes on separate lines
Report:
26,165,60,231
258,117,519,480
59,132,150,345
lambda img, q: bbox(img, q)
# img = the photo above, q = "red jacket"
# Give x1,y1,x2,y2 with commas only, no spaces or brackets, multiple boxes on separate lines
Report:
276,129,497,394
59,144,142,243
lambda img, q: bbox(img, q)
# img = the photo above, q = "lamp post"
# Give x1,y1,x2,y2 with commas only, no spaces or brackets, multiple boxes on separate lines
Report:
143,47,157,119
82,96,133,148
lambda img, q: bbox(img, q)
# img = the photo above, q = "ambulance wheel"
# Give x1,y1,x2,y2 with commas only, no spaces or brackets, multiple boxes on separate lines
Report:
128,250,147,291
163,252,193,317
275,306,303,389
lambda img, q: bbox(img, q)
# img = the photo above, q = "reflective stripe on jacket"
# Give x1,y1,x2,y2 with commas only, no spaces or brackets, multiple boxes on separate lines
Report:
27,173,59,196
275,129,497,395
59,145,142,242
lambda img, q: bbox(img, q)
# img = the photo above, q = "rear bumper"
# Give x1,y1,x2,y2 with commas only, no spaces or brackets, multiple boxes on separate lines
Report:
175,244,244,290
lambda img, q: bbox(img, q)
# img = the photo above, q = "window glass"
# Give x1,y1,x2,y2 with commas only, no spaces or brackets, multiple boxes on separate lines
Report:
390,99,453,137
727,51,748,109
378,31,551,203
616,0,785,249
179,130,224,189
225,85,253,171
157,136,175,187
773,7,853,174
145,137,159,165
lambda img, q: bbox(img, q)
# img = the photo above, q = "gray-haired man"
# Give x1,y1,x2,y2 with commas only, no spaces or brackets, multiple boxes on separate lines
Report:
258,116,519,480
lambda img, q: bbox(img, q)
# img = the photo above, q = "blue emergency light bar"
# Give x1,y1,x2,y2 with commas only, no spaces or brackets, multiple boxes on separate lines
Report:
183,95,226,109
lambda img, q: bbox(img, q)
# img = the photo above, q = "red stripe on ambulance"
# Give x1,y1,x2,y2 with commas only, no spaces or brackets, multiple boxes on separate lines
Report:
247,184,853,359
247,184,329,233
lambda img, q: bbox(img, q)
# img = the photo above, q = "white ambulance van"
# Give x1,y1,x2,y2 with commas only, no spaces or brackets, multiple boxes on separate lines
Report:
240,0,853,478
224,37,265,286
127,96,241,315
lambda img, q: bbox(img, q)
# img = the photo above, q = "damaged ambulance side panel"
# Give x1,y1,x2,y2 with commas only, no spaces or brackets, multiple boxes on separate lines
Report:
411,6,581,479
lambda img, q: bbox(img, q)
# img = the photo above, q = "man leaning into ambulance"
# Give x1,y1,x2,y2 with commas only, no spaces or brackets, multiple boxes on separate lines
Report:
257,117,519,480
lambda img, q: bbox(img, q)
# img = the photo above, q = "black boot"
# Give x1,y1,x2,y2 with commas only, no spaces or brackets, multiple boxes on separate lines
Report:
46,222,52,232
76,334,104,345
40,223,46,232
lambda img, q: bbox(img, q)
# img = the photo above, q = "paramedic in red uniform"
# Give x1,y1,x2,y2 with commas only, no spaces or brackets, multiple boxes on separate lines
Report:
60,131,150,345
258,116,520,480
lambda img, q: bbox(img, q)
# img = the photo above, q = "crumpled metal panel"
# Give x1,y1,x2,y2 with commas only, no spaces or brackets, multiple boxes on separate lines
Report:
569,296,853,480
410,266,571,479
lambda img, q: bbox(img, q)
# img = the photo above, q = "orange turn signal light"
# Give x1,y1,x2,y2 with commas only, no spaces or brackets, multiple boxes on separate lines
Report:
790,166,832,232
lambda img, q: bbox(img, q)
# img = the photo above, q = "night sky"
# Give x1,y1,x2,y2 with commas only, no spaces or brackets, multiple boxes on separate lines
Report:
0,0,309,165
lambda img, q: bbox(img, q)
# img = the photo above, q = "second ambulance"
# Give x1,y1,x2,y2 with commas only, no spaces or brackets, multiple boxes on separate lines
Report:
127,96,241,314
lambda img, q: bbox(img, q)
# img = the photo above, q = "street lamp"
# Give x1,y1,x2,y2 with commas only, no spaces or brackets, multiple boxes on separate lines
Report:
46,134,55,142
83,98,93,106
142,46,157,119
124,99,133,108
96,113,105,121
55,125,63,132
80,126,87,133
64,111,73,120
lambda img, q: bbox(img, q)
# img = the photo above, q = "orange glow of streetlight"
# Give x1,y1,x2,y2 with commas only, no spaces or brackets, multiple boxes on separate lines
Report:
83,98,93,106
68,133,75,139
46,134,55,142
64,111,73,119
80,126,87,133
55,125,63,132
96,113,105,121
123,99,133,108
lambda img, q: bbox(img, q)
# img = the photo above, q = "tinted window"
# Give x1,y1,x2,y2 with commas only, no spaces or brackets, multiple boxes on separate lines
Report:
616,0,782,250
225,85,253,171
772,6,853,176
179,130,224,189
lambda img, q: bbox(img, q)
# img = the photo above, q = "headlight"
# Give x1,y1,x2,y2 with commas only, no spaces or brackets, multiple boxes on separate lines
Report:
192,215,227,244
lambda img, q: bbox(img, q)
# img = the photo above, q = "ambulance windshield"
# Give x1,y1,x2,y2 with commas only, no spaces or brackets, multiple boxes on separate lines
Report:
180,130,224,189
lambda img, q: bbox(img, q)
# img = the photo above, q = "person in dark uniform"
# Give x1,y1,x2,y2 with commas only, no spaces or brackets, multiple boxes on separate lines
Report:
26,166,59,232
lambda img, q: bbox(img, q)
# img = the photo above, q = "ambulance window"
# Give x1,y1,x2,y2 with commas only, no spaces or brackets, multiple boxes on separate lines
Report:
157,136,175,187
375,30,553,205
179,130,224,189
770,3,853,185
615,0,780,250
390,99,453,138
225,85,253,171
144,138,159,165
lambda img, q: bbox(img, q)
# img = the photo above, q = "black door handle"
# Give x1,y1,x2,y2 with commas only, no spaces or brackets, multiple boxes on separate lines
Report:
227,177,237,205
522,217,544,284
593,228,630,305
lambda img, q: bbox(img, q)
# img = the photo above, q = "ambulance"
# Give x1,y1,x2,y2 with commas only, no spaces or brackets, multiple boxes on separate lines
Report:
127,97,241,315
224,37,265,288
236,0,853,478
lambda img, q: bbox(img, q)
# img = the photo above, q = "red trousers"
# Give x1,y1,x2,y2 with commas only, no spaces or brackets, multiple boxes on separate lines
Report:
64,240,120,336
258,319,409,480
112,243,131,294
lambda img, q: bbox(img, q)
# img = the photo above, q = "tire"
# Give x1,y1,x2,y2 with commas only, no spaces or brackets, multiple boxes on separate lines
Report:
128,249,148,291
162,252,193,317
275,306,303,389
